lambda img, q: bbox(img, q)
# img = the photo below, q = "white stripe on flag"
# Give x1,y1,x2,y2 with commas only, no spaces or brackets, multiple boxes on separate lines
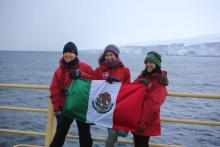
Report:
86,80,121,128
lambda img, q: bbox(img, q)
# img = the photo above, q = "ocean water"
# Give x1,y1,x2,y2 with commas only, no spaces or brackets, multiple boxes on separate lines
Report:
0,51,220,147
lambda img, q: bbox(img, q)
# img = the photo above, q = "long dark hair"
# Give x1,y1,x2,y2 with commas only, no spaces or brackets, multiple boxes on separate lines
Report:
98,53,106,65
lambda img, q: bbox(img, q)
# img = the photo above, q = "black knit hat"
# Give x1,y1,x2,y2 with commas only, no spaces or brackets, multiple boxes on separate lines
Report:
63,42,78,55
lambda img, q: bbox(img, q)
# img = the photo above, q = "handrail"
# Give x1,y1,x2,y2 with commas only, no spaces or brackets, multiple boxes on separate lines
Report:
161,118,220,126
1,83,220,147
168,92,220,99
13,144,43,147
0,84,49,90
0,106,220,126
0,129,184,147
1,83,220,99
0,106,48,112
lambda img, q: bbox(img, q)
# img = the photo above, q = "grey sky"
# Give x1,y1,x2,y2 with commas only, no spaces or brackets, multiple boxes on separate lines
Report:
0,0,220,51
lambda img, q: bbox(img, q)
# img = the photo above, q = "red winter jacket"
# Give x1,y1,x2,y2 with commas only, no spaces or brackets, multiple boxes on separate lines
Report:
92,64,131,83
50,58,93,111
133,71,168,136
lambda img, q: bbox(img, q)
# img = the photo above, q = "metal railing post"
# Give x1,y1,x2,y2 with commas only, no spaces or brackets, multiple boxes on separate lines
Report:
44,100,56,147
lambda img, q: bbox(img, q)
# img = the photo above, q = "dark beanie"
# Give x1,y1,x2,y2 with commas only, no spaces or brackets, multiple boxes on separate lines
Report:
144,51,162,67
104,44,120,57
63,42,78,55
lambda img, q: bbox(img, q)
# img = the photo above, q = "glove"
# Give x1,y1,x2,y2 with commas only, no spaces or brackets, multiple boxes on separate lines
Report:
140,78,148,85
106,76,121,84
70,69,81,79
135,126,144,133
55,111,62,125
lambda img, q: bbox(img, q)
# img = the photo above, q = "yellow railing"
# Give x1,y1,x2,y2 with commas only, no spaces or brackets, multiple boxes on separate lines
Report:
1,84,220,147
1,83,220,99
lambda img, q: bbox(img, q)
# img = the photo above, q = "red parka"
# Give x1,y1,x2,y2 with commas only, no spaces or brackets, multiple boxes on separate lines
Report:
92,64,131,83
133,71,168,136
50,58,93,111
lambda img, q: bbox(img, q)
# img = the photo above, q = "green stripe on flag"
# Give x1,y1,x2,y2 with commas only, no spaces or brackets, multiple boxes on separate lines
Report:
62,79,92,122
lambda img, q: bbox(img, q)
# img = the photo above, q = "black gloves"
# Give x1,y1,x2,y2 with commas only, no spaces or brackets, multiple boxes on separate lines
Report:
70,69,81,79
106,76,121,84
55,111,62,125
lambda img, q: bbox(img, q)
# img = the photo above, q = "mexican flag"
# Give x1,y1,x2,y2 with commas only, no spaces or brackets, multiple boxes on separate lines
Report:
62,79,146,132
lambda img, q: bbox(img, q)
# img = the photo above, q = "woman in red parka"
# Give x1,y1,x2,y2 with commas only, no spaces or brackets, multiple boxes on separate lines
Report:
50,42,93,147
133,51,168,147
93,44,131,147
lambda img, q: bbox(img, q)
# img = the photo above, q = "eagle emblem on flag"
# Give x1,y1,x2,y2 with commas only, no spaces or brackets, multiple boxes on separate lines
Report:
92,92,113,113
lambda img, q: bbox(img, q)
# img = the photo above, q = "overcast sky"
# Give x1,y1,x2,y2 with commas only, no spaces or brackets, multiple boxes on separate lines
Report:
0,0,220,51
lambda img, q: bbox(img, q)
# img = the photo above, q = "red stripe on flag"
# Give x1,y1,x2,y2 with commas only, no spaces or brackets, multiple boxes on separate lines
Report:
112,83,146,132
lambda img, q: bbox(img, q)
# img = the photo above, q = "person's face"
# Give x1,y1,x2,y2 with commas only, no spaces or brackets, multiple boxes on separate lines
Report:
145,60,156,72
63,52,76,62
105,52,117,62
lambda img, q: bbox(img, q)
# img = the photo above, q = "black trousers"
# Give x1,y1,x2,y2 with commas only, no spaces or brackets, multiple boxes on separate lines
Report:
133,134,150,147
50,115,93,147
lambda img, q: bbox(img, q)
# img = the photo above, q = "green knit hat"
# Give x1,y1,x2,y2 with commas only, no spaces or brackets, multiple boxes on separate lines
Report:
144,51,162,67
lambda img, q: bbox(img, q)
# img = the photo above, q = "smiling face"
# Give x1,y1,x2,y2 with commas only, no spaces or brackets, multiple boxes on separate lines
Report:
145,60,156,72
104,52,117,62
63,52,76,62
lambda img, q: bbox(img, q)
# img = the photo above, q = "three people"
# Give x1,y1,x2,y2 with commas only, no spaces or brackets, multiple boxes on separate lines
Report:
132,51,168,147
50,42,93,147
92,44,131,147
49,42,168,147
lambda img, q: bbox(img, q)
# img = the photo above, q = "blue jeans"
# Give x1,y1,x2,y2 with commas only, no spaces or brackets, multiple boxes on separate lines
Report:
105,128,128,147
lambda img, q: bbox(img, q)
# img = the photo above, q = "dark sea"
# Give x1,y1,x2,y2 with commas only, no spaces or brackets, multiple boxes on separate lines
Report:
0,51,220,147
